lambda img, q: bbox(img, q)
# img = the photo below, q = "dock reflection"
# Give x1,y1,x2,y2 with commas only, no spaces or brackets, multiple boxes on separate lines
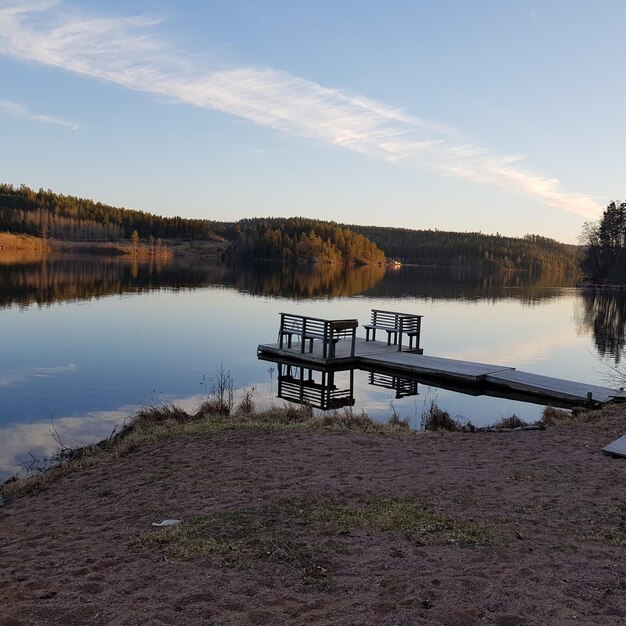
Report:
277,364,355,410
368,372,419,399
265,356,420,410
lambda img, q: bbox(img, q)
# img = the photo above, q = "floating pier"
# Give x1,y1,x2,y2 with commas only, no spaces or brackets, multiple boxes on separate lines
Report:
602,434,626,458
258,311,624,408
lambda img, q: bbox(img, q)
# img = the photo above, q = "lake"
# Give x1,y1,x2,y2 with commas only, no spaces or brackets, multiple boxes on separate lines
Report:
1,253,622,480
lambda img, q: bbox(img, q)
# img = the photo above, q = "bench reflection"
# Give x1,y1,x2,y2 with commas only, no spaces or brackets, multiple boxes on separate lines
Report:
277,364,355,410
266,358,420,410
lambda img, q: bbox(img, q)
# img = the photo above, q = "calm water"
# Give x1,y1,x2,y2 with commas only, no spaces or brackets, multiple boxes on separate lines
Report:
1,253,622,480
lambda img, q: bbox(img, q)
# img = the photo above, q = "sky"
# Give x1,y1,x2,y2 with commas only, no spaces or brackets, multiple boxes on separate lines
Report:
0,1,624,243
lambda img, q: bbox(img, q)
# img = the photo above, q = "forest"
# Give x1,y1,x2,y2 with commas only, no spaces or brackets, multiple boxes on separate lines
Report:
348,225,580,273
0,183,230,242
228,217,386,264
1,183,581,271
580,201,626,281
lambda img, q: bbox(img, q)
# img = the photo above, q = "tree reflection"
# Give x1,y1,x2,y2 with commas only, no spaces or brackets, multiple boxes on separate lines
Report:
577,289,626,362
231,261,386,299
0,252,579,310
0,254,228,309
366,265,578,303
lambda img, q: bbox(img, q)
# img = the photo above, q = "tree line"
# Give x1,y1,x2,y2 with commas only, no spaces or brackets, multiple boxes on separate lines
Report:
1,183,583,271
0,183,229,242
347,225,580,273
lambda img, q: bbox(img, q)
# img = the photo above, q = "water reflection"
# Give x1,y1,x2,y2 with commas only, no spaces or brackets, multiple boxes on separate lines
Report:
0,253,580,310
0,253,229,309
576,289,626,362
366,265,577,303
228,261,385,299
368,372,419,399
0,255,389,308
273,362,421,410
277,364,355,410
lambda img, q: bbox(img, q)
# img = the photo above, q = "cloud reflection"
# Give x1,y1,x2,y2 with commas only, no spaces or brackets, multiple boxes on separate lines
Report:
0,363,77,387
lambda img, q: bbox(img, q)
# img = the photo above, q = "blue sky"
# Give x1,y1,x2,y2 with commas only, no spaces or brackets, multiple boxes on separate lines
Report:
0,0,624,243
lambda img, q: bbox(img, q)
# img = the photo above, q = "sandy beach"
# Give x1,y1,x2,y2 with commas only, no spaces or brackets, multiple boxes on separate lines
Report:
1,407,624,625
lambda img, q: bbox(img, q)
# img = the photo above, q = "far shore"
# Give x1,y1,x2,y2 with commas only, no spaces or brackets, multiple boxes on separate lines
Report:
0,231,229,259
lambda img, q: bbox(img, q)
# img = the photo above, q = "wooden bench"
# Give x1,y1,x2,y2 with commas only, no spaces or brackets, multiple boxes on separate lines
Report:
363,309,422,352
279,313,358,358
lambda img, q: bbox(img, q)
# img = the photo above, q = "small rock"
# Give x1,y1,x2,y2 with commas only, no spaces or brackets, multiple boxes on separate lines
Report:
151,519,182,527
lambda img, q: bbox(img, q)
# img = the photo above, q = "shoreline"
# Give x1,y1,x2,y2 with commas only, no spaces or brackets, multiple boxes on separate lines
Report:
0,232,228,259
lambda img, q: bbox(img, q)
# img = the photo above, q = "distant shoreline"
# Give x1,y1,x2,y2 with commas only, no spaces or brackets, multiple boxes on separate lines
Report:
0,231,229,260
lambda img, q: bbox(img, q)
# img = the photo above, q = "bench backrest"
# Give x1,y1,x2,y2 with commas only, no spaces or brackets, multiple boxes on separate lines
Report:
371,309,422,330
280,313,358,338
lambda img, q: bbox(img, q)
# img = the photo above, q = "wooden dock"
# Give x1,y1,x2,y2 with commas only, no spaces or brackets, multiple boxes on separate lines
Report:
257,337,622,407
602,434,626,457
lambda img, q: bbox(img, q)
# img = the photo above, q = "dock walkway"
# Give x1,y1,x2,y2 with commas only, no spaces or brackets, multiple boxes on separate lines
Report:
257,337,622,407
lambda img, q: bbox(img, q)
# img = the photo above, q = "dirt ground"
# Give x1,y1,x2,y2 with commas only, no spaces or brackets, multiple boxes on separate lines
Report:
1,409,625,626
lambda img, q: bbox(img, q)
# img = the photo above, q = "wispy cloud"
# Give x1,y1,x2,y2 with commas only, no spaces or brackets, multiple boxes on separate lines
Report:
0,98,78,130
0,1,603,219
233,146,269,156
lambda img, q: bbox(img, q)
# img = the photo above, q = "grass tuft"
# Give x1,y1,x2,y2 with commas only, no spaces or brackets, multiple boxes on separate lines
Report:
421,400,461,432
541,405,602,427
491,415,528,429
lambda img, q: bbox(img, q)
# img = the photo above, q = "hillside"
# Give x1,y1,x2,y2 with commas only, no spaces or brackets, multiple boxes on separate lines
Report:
1,183,580,271
348,224,580,273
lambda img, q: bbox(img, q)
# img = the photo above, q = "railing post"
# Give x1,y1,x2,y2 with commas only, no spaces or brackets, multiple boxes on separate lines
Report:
323,321,328,359
350,324,356,357
416,317,421,350
279,313,285,348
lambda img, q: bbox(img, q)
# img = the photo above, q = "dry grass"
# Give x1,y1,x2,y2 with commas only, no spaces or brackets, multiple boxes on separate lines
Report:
491,415,529,429
420,400,461,432
0,232,48,251
310,407,409,433
540,405,602,427
387,411,410,430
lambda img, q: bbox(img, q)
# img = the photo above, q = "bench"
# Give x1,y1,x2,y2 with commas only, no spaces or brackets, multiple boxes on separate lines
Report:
363,309,422,352
279,313,358,358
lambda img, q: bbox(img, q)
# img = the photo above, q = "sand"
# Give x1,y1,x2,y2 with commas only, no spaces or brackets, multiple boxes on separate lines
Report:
1,410,625,625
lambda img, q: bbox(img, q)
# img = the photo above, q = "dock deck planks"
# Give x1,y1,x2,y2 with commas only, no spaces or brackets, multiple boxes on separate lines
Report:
602,434,626,458
359,351,514,383
486,370,618,404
